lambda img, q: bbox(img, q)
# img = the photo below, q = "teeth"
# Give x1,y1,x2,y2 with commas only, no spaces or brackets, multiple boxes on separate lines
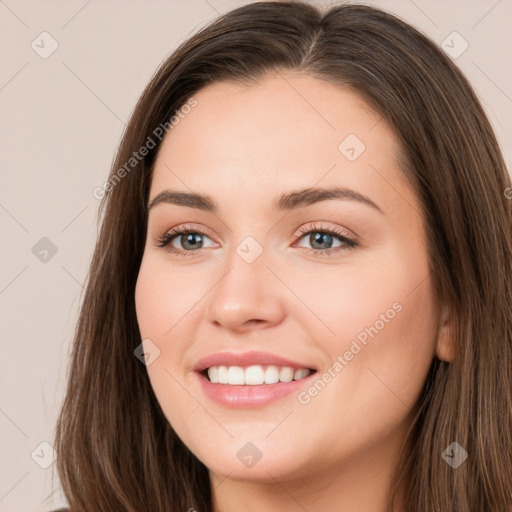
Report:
208,366,219,383
293,368,310,380
265,365,280,384
246,365,265,385
228,366,244,385
280,367,294,383
206,365,312,385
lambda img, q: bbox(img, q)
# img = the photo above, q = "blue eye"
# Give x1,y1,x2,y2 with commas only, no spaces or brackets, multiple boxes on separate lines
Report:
155,222,358,258
292,223,358,257
155,224,215,256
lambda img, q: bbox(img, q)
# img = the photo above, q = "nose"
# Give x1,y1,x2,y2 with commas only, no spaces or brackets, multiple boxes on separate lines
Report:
205,242,286,333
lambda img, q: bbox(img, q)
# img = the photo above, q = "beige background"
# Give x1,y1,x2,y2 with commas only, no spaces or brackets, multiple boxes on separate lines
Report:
0,0,510,510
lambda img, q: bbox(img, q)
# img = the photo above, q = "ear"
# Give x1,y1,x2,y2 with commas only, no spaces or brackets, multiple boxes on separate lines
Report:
435,304,456,362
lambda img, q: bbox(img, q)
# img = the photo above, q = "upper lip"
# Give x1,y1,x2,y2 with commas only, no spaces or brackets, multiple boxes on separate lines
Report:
193,351,317,372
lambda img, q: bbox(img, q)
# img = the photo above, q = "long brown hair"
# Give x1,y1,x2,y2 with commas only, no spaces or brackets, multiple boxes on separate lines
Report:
54,2,512,510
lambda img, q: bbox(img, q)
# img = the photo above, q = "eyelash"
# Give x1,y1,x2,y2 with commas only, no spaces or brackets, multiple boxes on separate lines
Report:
154,222,358,258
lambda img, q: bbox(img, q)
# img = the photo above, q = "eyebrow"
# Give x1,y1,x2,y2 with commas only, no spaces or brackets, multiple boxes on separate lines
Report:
147,186,383,214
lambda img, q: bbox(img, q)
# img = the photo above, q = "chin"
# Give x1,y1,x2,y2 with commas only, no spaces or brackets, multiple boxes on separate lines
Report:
189,435,317,483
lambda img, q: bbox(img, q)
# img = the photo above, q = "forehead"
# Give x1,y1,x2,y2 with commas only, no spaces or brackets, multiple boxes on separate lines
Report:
149,72,411,217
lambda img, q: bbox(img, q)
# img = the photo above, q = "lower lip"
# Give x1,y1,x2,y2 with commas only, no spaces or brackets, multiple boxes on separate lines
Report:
196,371,316,408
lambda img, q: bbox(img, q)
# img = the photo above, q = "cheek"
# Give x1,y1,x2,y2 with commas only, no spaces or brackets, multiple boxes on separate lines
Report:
135,255,210,339
361,275,438,398
279,251,429,349
291,237,437,402
324,264,437,421
306,233,436,358
289,263,437,457
134,259,212,449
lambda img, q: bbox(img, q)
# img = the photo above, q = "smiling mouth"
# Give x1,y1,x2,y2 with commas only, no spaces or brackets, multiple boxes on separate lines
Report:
200,364,317,386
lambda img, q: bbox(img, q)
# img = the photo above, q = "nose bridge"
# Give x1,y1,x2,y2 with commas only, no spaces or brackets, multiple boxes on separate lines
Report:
205,232,284,329
214,232,271,302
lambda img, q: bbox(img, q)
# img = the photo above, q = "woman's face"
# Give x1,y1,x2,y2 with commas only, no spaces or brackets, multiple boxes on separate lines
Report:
135,72,446,485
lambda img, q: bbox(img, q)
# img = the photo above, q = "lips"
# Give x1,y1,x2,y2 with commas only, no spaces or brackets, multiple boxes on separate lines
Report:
193,351,318,407
193,351,317,408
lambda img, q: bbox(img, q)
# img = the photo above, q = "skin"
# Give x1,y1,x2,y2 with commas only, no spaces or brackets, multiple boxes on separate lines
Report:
135,71,454,512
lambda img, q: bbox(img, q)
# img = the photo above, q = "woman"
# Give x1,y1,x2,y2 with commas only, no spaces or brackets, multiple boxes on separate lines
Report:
53,1,512,511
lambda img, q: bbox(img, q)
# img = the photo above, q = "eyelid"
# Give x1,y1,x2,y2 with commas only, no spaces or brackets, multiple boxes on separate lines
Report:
154,221,359,256
293,221,357,241
152,223,218,254
157,223,218,243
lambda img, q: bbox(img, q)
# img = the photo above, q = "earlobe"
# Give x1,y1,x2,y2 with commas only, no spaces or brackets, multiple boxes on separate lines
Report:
435,306,456,362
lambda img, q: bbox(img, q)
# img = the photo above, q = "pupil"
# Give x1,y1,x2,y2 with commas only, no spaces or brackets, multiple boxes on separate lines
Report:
182,233,203,250
311,232,332,249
